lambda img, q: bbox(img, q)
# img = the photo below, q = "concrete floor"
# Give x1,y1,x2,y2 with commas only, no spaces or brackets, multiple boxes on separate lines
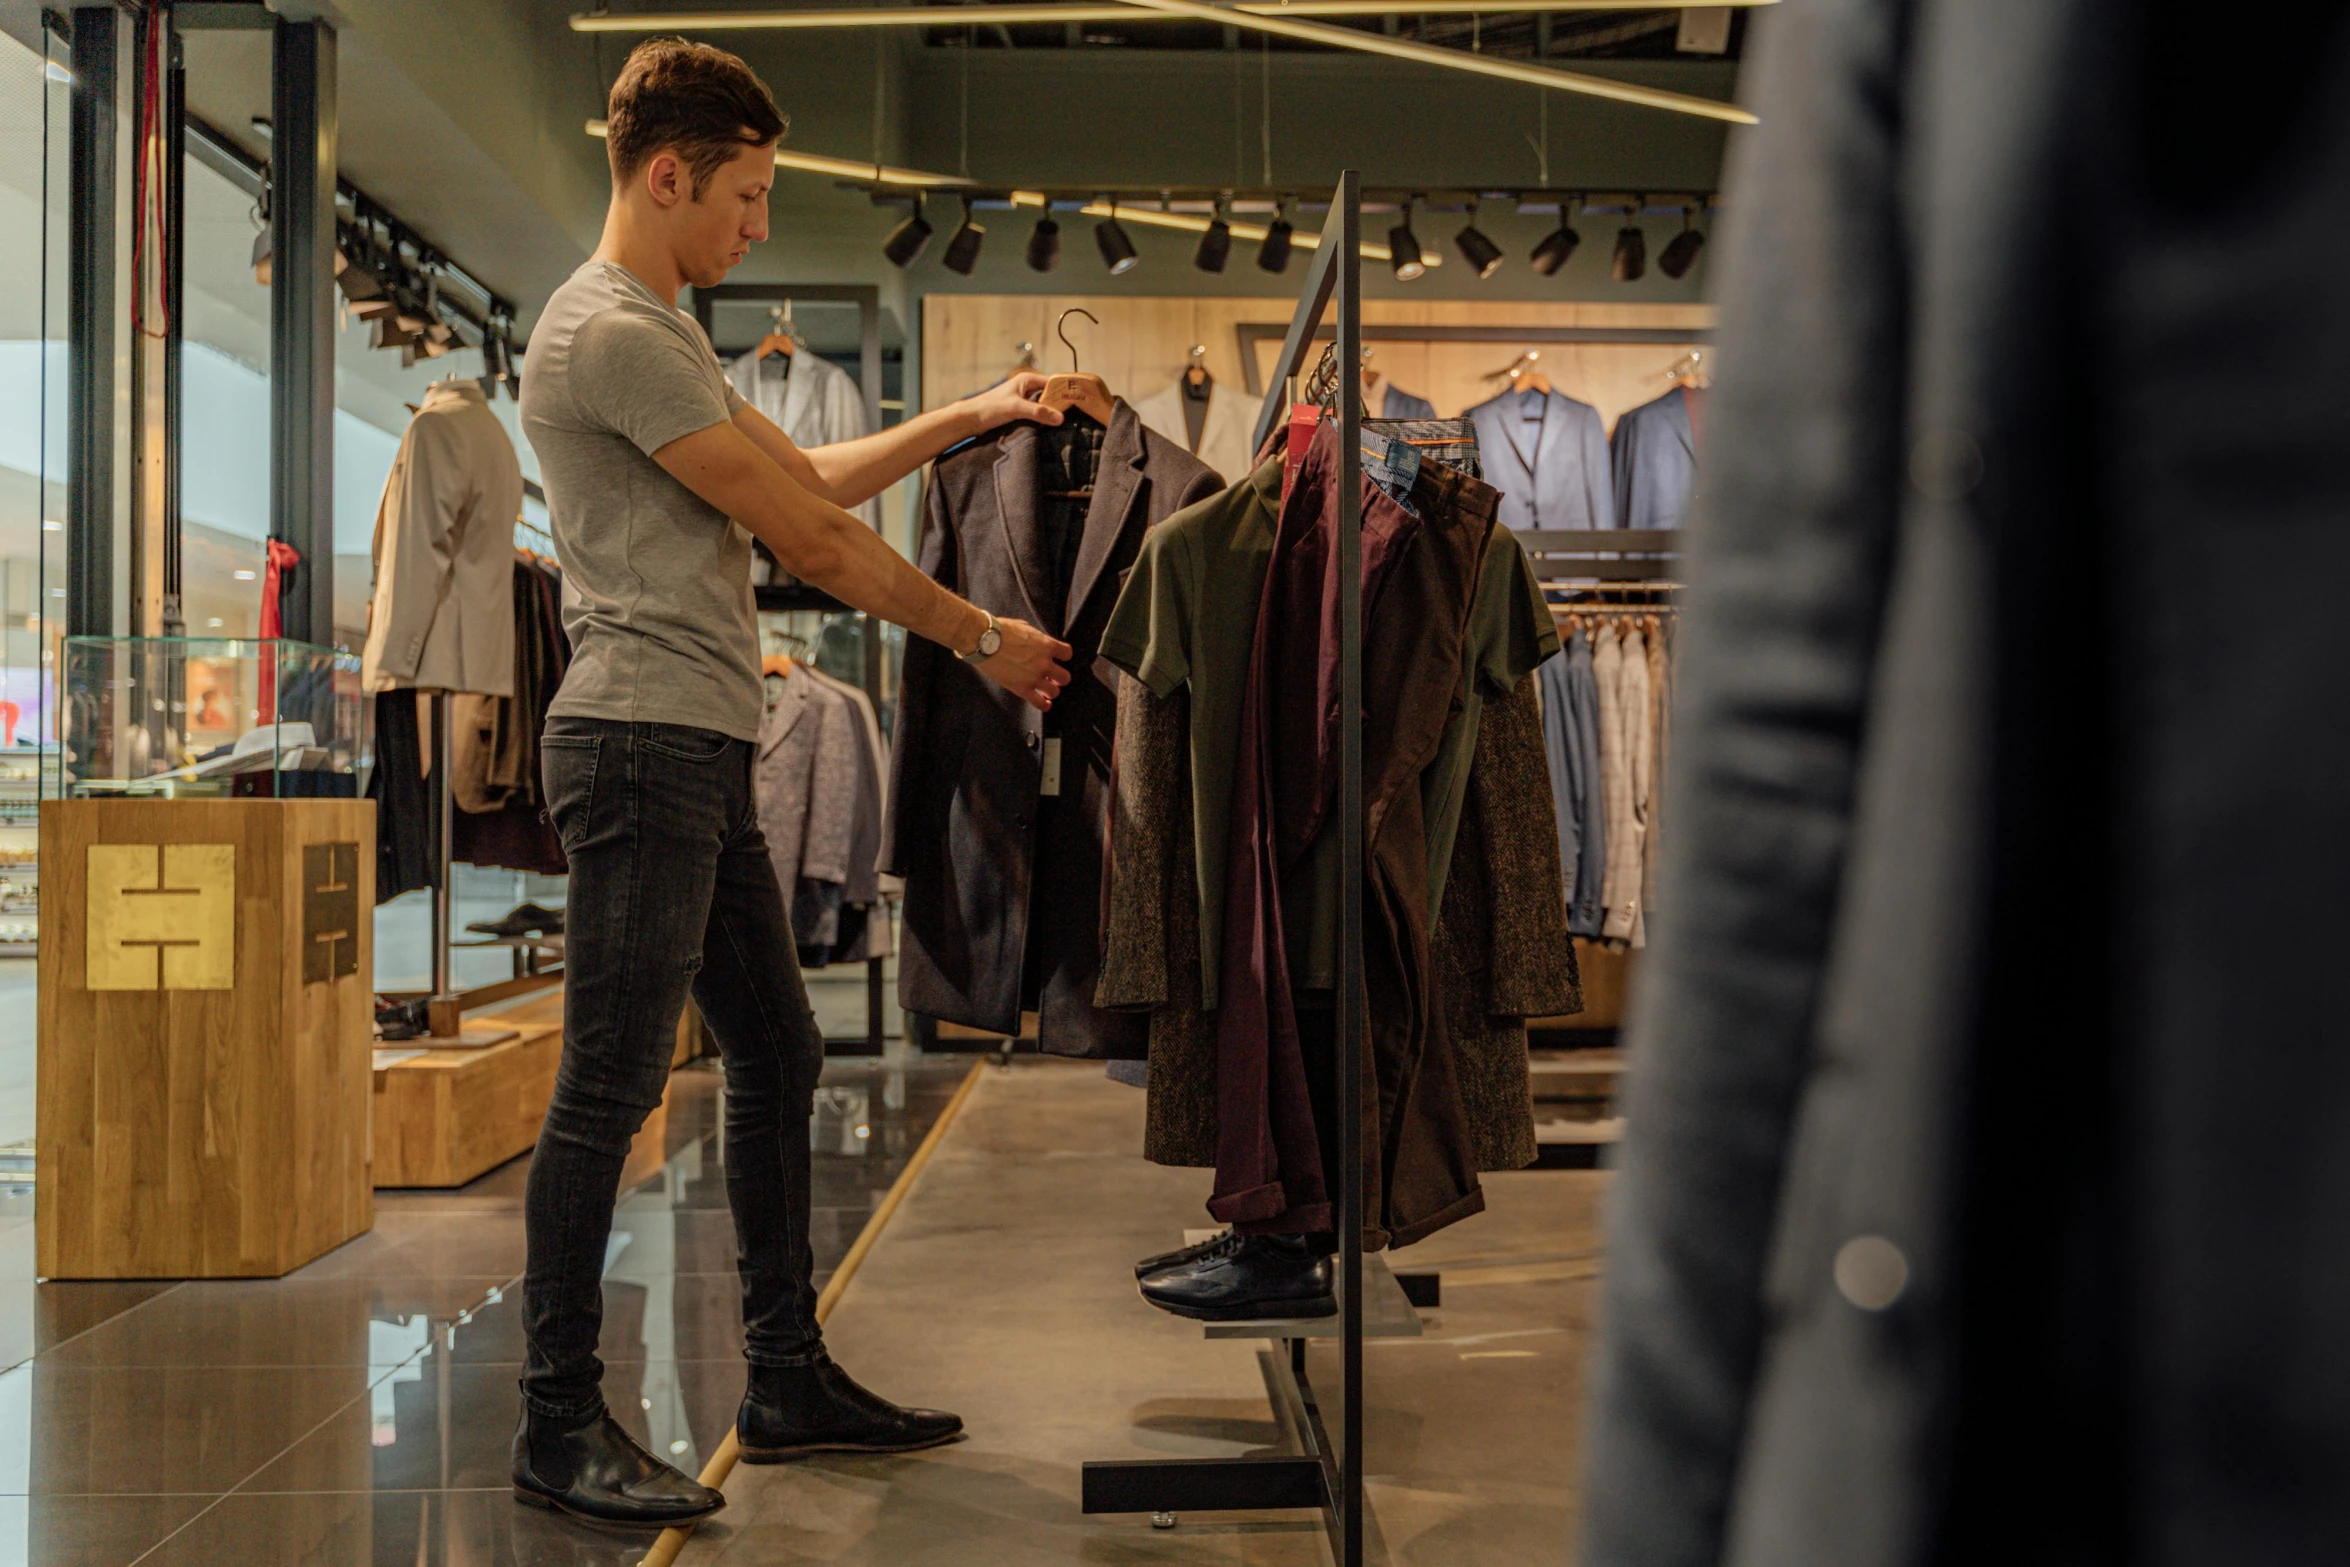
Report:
684,1058,1605,1567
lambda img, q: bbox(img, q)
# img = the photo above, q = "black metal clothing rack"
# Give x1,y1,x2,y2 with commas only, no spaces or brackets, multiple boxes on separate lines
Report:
1077,171,1376,1565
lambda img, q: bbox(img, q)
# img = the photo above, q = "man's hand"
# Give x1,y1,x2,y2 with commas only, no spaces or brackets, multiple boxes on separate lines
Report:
977,616,1073,712
962,371,1063,434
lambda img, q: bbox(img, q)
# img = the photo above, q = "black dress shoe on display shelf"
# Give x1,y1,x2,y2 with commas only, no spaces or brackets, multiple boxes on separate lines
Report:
1138,1232,1337,1322
736,1355,965,1463
510,1409,724,1527
1134,1227,1236,1280
469,901,566,939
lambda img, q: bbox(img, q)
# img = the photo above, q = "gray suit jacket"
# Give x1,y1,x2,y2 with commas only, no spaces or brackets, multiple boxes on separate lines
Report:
755,663,859,901
1586,2,2350,1565
1467,388,1615,532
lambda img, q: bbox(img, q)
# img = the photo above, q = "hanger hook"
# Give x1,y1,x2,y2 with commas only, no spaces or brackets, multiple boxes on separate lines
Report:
1056,307,1098,374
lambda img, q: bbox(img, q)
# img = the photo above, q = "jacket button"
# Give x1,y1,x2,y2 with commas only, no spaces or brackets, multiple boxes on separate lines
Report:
1026,733,1039,749
1833,1235,1909,1311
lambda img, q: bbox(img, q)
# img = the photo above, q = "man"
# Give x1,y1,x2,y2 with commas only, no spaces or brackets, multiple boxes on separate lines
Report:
511,37,1070,1526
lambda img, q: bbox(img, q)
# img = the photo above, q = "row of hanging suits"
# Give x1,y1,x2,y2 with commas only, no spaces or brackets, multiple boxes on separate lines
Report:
1465,381,1703,534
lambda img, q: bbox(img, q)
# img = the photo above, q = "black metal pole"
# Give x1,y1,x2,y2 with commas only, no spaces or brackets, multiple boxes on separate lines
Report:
163,26,186,637
66,3,116,642
862,290,886,1053
1331,167,1365,1567
269,17,336,647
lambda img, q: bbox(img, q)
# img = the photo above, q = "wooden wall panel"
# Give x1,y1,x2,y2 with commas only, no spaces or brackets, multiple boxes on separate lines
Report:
922,294,1716,431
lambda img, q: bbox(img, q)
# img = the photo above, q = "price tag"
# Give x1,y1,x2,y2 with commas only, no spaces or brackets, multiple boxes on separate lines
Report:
1040,737,1063,797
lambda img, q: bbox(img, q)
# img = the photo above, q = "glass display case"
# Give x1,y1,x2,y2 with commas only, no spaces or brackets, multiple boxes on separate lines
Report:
59,637,369,799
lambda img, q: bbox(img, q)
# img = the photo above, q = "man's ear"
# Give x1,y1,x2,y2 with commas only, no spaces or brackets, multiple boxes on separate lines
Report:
642,150,686,209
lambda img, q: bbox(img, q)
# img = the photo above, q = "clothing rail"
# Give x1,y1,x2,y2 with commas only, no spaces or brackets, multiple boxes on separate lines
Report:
1084,169,1378,1567
1524,526,1683,583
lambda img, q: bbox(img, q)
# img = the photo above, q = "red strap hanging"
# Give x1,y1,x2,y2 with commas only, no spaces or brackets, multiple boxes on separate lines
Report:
259,539,303,719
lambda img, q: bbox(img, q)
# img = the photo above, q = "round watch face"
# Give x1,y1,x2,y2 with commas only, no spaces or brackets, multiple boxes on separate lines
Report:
980,627,1001,656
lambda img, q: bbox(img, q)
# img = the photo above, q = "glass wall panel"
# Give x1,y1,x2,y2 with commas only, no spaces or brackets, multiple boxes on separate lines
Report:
0,24,68,1185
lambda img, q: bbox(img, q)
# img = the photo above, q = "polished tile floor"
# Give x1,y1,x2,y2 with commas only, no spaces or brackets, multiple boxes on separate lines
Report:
0,1051,978,1566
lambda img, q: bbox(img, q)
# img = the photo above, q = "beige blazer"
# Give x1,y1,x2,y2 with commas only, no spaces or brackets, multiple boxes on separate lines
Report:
361,379,523,697
1132,376,1256,486
1596,623,1650,948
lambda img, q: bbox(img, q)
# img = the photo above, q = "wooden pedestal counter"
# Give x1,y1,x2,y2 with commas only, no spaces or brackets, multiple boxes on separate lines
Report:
370,992,699,1189
37,797,376,1280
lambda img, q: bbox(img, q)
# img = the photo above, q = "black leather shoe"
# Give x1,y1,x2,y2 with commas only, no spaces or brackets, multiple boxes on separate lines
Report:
736,1355,964,1463
1135,1228,1235,1280
469,902,566,938
1138,1233,1336,1322
510,1408,724,1528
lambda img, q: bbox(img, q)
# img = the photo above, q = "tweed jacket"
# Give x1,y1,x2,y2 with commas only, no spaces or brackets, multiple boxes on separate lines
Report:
756,663,860,900
886,401,1220,1057
1113,669,1575,1174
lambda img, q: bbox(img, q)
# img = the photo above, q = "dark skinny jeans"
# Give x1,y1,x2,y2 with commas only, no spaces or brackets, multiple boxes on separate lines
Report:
521,717,827,1422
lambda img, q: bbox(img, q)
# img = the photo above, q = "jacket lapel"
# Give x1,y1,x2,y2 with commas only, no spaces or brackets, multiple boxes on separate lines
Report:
1063,401,1148,633
990,423,1052,626
776,354,817,442
758,667,809,758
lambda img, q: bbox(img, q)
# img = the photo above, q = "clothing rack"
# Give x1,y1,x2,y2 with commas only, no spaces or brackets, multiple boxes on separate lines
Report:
1079,170,1382,1566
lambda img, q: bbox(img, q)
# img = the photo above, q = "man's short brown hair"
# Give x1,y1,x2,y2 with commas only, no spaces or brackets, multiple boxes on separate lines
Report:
606,38,788,198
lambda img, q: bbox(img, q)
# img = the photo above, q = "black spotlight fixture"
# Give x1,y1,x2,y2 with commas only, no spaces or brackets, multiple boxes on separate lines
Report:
1657,206,1707,279
1095,205,1140,274
1025,214,1061,272
882,199,933,269
1257,200,1294,273
1612,196,1647,282
942,199,985,276
1388,197,1427,282
1454,200,1504,279
1531,196,1582,276
1194,202,1232,274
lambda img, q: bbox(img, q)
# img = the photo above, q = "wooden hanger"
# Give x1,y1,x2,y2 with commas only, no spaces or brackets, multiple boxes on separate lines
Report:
1038,307,1115,425
753,303,797,361
1182,343,1211,392
1663,348,1709,389
1486,349,1552,397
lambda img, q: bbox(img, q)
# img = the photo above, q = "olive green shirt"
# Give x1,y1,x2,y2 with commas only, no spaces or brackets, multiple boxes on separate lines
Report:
1099,454,1284,1011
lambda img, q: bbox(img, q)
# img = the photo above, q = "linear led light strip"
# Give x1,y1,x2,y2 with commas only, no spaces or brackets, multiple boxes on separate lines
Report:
585,117,973,187
1046,193,1438,267
571,3,1763,124
573,1,1770,27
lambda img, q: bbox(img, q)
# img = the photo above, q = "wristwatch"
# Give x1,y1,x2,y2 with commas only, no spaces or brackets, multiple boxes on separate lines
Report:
961,611,1002,664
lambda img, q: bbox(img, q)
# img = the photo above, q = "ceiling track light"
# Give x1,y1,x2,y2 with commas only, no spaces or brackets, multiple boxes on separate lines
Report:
1531,194,1582,276
1257,201,1294,273
883,199,935,268
1657,205,1707,279
942,198,986,275
1389,198,1427,282
1026,214,1062,272
1096,204,1140,275
1195,200,1232,273
1454,198,1504,279
1612,196,1648,282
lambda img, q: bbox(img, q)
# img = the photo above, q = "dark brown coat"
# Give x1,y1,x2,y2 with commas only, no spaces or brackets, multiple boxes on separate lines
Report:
885,403,1220,1058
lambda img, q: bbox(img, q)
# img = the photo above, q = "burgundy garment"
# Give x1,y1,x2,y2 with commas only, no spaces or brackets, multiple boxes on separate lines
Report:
1210,416,1503,1247
1208,419,1426,1236
1354,459,1498,1247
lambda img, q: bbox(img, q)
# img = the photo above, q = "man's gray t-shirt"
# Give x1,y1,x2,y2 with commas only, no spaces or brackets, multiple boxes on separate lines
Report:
521,261,762,741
